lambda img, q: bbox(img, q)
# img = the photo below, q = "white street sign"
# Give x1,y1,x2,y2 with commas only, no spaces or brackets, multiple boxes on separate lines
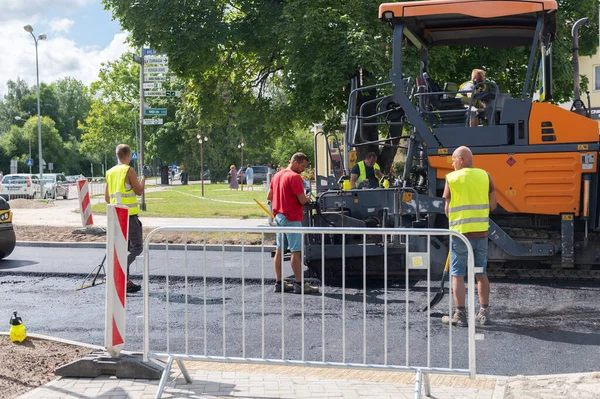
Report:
144,90,166,97
143,82,162,89
144,66,169,74
145,56,169,65
143,118,164,125
145,76,168,82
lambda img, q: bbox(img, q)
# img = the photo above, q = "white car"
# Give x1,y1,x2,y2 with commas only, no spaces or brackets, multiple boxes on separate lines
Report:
41,173,70,199
0,174,41,200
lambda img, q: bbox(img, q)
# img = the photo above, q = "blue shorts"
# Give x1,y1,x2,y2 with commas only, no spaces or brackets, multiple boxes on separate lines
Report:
275,214,303,252
450,237,488,277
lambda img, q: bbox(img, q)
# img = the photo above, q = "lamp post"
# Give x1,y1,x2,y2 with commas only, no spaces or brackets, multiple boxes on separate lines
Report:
196,133,208,196
238,141,244,191
14,115,32,174
24,25,46,198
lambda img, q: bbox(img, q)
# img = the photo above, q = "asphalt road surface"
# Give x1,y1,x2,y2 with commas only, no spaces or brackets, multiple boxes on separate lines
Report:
1,245,599,377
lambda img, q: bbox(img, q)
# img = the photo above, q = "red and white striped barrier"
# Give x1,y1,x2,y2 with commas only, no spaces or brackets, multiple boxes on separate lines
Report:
105,204,129,358
77,179,93,227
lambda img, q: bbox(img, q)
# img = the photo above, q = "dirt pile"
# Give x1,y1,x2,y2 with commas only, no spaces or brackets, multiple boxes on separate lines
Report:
0,335,89,399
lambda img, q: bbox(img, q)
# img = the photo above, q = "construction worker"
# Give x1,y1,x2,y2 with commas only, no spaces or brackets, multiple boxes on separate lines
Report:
442,146,497,327
349,152,384,189
458,69,487,127
268,152,319,295
104,144,150,293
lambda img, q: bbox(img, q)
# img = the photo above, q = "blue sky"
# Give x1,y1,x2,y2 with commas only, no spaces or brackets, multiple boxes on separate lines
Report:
0,0,132,97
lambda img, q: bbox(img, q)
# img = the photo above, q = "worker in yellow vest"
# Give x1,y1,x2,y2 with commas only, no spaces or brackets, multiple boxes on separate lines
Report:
442,146,497,327
349,152,384,189
104,144,150,293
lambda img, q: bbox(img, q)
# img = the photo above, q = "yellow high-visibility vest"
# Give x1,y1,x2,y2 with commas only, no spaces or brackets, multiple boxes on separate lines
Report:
357,161,381,184
106,164,138,216
446,168,489,233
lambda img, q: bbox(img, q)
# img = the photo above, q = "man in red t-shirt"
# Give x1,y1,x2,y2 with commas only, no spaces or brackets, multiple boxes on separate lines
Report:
267,152,319,294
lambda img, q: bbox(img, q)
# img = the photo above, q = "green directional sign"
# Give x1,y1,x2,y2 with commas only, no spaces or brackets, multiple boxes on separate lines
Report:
144,108,167,116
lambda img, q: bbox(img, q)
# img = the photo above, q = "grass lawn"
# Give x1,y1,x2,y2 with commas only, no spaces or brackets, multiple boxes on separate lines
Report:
91,183,272,218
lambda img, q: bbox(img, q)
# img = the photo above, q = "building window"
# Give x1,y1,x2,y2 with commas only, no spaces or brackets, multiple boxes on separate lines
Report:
595,65,600,91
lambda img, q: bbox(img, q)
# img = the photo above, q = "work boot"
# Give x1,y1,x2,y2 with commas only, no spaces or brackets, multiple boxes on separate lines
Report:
127,280,141,293
476,308,490,326
273,280,294,293
442,310,468,327
294,282,320,295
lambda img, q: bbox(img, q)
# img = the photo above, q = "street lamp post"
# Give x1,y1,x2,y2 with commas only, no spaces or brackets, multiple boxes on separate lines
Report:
24,25,46,198
238,141,244,191
14,115,32,174
196,133,208,197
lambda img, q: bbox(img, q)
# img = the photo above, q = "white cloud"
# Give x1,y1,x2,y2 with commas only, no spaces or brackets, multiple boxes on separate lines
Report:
0,18,132,98
49,18,75,33
0,0,92,22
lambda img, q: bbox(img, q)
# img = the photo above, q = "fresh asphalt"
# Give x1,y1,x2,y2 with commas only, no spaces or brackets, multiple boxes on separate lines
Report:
1,244,599,377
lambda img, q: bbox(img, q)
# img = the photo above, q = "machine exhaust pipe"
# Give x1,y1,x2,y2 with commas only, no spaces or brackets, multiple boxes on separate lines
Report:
571,18,588,116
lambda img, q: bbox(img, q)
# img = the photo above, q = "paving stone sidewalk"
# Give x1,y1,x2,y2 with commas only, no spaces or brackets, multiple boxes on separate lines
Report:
20,361,502,399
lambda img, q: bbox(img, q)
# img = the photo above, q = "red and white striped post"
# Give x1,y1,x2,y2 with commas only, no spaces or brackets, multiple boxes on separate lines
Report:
105,204,129,358
77,179,94,227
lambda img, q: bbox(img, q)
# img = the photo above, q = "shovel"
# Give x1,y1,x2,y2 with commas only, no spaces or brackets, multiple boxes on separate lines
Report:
422,252,450,311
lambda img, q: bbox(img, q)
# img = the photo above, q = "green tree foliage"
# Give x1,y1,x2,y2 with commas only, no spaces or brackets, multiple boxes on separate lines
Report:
0,77,92,174
104,0,598,170
54,77,93,141
19,83,61,125
0,116,67,173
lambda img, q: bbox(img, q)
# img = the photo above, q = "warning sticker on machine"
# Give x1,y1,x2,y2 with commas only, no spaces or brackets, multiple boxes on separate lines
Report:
581,153,595,170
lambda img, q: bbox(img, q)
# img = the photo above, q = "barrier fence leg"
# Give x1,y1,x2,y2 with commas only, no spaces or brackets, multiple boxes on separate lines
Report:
175,358,192,383
423,372,431,397
414,368,423,399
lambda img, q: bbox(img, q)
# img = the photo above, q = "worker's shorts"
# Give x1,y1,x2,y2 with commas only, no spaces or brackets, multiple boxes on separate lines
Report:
274,214,302,253
450,236,488,277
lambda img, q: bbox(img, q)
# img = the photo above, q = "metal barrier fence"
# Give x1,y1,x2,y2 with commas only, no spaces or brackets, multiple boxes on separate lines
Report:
142,226,478,399
0,179,106,202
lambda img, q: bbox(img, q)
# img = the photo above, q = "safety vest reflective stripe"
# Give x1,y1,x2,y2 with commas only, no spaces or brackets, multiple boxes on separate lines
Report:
449,217,490,227
449,204,489,213
106,163,139,216
357,161,381,183
109,193,136,198
447,167,489,234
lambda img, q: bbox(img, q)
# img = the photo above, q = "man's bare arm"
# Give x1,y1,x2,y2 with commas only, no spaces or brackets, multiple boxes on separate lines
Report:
350,173,358,189
442,181,450,217
267,189,273,202
126,167,146,196
104,184,110,204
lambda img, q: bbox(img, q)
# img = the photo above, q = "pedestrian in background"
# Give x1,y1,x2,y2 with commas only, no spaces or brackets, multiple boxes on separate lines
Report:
0,171,3,182
245,164,254,191
104,144,150,294
268,152,319,295
442,146,496,327
228,165,239,190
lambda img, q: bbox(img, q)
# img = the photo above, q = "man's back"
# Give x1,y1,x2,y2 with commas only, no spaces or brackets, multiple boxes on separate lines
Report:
271,169,304,222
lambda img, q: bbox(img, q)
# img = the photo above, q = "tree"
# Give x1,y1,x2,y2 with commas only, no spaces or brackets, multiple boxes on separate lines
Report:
104,0,598,171
0,116,67,173
19,83,60,125
54,77,93,141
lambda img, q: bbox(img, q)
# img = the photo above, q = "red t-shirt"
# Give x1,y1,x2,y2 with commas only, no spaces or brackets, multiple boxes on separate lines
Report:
270,169,305,222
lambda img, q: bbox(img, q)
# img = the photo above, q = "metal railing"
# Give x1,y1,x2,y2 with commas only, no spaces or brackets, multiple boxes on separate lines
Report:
141,226,478,399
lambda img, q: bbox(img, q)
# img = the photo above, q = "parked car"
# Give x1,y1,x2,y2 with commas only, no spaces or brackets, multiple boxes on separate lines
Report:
66,174,86,184
0,174,40,200
238,165,269,184
42,173,70,199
